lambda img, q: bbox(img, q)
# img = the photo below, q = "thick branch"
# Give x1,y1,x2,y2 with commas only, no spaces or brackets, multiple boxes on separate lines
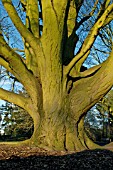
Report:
103,12,113,26
63,1,78,65
26,0,39,38
0,35,38,101
0,88,30,111
104,0,111,8
39,0,69,85
0,36,27,79
2,0,39,50
70,46,113,122
0,57,12,73
42,0,69,34
64,3,113,75
70,64,101,78
23,0,39,74
67,0,77,37
63,0,99,66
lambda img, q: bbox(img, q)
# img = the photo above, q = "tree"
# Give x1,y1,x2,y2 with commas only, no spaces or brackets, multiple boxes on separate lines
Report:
84,89,113,145
96,89,113,141
84,106,103,143
0,0,113,151
0,101,33,140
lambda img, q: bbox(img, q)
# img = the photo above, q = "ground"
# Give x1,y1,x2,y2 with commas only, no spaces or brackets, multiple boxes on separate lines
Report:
0,145,113,169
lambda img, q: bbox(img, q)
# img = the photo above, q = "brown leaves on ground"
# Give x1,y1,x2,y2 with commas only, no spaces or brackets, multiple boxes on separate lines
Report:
0,145,113,169
0,144,74,160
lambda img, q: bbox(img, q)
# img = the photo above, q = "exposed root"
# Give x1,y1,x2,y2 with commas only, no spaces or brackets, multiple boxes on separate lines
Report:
0,138,31,147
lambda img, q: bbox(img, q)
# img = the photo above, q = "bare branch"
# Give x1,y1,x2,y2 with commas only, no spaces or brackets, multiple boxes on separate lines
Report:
64,3,113,75
26,0,39,38
70,64,101,78
20,0,26,7
103,12,113,27
75,0,84,13
0,34,38,100
42,0,69,33
0,57,12,73
2,0,39,49
67,0,77,37
76,0,99,30
0,35,27,78
97,0,111,19
63,0,98,65
0,88,30,111
99,31,111,49
79,65,101,77
104,0,111,8
12,48,24,52
69,45,113,121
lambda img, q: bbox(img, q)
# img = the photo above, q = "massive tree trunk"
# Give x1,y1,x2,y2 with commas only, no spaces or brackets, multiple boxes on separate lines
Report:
0,0,113,152
25,47,113,152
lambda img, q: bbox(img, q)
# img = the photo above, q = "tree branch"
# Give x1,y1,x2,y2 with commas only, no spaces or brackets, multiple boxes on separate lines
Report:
67,0,77,37
2,0,39,50
39,0,69,82
20,0,26,7
63,1,78,65
0,35,27,79
63,0,99,66
70,45,113,122
64,3,113,75
42,0,69,34
103,12,113,27
12,48,24,52
19,0,42,75
26,0,39,38
0,57,12,73
97,0,111,20
0,88,30,111
74,0,84,13
76,0,99,30
0,35,38,100
70,64,102,78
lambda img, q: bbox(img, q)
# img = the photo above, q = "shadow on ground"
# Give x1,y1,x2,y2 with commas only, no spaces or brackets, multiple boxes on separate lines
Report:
0,149,113,170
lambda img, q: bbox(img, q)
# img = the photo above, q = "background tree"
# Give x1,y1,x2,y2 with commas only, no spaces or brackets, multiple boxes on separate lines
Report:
0,101,33,141
96,89,113,140
84,107,103,143
0,0,113,151
84,89,113,145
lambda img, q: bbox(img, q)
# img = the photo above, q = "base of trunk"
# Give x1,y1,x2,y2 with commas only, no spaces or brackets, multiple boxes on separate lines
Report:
30,117,98,151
